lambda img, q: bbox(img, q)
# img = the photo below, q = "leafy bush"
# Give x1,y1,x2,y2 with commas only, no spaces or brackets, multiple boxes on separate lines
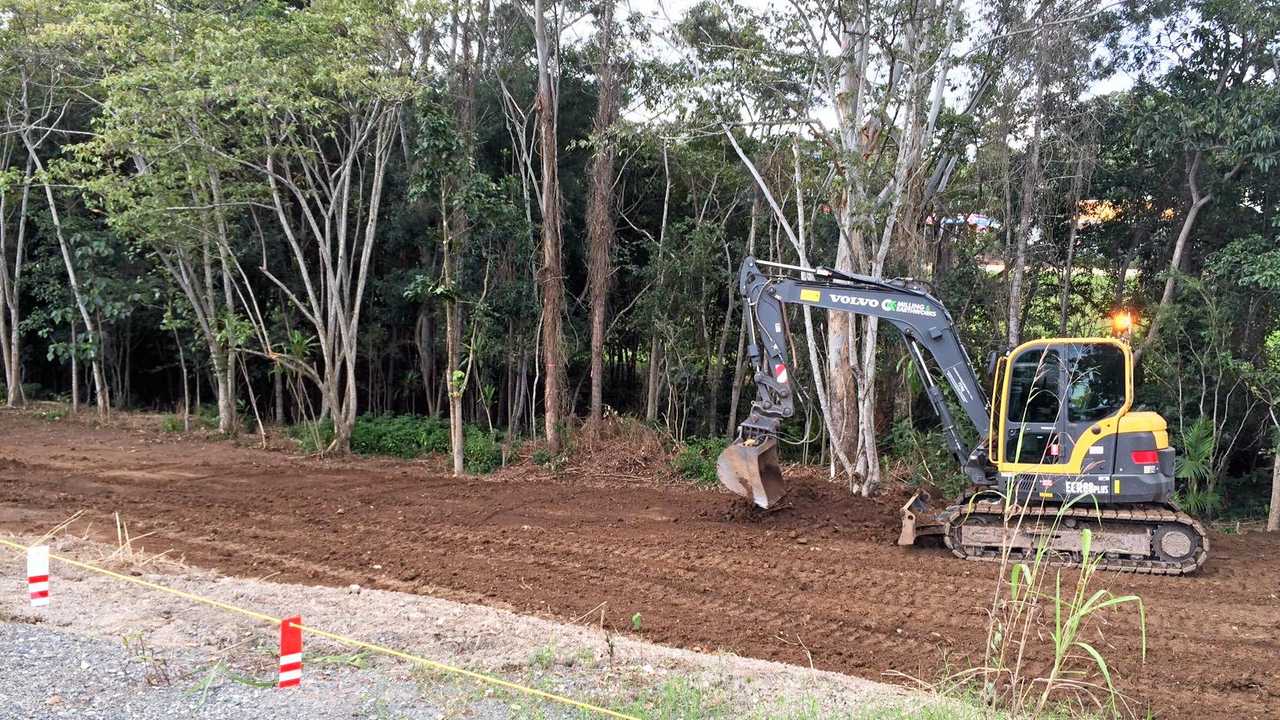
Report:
1175,417,1221,518
194,404,220,430
674,437,730,487
463,427,502,473
350,415,449,458
1176,486,1224,517
161,415,183,433
287,415,503,473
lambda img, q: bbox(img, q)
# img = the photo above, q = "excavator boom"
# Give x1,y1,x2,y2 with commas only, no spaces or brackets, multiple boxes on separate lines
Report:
718,257,991,508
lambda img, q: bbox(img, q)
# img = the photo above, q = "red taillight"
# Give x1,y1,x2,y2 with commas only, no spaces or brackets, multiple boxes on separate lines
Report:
1131,450,1158,465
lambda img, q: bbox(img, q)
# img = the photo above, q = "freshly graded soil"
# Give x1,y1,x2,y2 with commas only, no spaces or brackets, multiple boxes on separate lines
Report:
0,411,1276,718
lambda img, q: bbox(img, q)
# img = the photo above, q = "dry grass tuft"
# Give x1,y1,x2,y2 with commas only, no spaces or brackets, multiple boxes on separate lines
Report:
13,511,189,575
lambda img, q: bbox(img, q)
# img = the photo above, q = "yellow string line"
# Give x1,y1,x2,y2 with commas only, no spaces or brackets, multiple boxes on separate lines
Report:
0,537,640,720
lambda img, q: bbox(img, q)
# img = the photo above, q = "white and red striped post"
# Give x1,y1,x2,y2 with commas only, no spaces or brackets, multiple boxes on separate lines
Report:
27,545,49,607
278,615,302,688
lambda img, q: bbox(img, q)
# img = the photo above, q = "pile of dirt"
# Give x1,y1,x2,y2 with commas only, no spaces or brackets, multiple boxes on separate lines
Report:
494,412,681,485
705,469,920,542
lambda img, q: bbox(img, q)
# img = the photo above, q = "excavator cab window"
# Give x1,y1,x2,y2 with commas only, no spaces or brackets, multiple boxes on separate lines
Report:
1000,339,1132,471
1004,348,1063,464
1065,344,1126,422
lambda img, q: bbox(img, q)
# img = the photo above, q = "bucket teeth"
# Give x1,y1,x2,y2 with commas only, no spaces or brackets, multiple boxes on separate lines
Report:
716,437,786,508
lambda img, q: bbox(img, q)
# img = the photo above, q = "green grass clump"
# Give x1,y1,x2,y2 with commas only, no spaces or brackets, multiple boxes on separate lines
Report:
674,437,730,487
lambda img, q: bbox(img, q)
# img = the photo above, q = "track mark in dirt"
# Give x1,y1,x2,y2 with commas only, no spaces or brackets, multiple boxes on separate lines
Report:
0,413,1277,719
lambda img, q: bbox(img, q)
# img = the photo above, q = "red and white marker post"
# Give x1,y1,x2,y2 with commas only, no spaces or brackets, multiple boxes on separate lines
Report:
278,615,303,688
27,545,49,607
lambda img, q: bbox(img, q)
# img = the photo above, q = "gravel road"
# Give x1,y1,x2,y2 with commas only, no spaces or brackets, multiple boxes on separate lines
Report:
0,622,478,720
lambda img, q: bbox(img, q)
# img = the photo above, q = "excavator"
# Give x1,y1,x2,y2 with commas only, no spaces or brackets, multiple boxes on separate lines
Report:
717,256,1208,575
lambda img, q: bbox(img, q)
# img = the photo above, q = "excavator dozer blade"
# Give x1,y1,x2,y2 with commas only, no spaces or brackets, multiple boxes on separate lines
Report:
898,490,945,545
716,436,786,509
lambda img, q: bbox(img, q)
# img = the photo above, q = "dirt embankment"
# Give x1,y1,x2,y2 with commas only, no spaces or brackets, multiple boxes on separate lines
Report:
0,411,1276,719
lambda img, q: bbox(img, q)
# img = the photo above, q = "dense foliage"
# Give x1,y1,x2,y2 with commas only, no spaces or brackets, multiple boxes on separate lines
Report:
0,0,1276,520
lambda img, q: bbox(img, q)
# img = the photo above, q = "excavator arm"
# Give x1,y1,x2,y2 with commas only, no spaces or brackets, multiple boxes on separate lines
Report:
720,256,993,509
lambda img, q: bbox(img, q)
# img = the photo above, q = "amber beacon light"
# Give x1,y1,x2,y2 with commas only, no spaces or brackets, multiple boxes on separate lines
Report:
1110,310,1134,337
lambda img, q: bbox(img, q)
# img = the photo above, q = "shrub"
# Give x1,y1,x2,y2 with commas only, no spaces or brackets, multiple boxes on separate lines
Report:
463,427,502,474
289,415,502,473
350,415,449,458
194,404,220,430
674,437,730,488
161,416,183,433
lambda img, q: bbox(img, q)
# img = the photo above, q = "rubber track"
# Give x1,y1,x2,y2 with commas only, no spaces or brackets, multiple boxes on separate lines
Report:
941,500,1210,575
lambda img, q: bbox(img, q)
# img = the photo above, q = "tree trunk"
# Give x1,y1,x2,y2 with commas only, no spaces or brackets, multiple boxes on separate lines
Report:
445,237,465,474
828,225,860,471
1058,157,1089,335
273,366,284,425
1058,217,1079,335
726,307,748,436
0,162,30,408
645,337,661,423
1007,89,1044,348
585,0,620,436
222,352,237,434
35,175,109,419
173,325,191,431
705,283,735,435
443,0,479,475
1268,444,1279,532
511,349,528,437
1135,151,1211,367
70,321,79,414
535,0,566,453
726,194,758,437
200,342,236,435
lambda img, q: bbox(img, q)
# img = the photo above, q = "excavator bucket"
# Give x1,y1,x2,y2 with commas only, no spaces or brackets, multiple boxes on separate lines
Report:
898,490,945,545
716,436,786,508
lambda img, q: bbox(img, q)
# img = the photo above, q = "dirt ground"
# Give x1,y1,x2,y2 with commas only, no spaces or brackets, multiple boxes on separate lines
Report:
0,410,1276,719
